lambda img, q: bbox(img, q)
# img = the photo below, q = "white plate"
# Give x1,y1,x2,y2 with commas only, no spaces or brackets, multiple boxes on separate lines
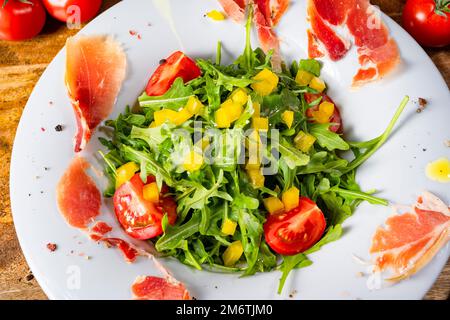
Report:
10,0,450,300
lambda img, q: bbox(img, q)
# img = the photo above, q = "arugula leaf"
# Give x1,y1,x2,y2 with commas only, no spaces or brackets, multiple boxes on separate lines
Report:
278,254,312,294
310,124,349,151
299,59,321,77
156,212,201,251
138,78,194,110
305,224,343,254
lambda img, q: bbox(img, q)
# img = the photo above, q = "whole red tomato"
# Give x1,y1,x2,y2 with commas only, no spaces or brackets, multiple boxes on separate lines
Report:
402,0,450,47
0,0,47,41
42,0,102,23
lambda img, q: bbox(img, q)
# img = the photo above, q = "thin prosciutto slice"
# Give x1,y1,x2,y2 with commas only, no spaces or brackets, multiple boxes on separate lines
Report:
65,35,126,152
132,276,191,300
369,192,450,283
254,0,290,71
306,0,400,86
56,157,101,228
218,0,247,22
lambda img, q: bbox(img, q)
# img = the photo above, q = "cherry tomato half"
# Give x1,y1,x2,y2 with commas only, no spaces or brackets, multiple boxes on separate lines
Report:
402,0,450,47
145,51,202,96
305,93,343,133
113,174,177,240
264,197,326,256
42,0,102,23
0,0,47,41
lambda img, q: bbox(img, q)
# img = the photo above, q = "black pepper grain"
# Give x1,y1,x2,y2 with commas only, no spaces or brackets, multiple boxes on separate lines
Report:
55,124,64,132
159,59,167,65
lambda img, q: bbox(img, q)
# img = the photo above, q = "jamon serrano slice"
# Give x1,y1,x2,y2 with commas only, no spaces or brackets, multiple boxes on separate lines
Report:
132,276,191,300
65,35,126,152
218,0,247,22
370,192,450,282
56,157,101,229
306,0,400,86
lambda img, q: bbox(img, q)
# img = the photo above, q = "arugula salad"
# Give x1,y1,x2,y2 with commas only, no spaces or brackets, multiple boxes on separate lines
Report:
99,13,409,293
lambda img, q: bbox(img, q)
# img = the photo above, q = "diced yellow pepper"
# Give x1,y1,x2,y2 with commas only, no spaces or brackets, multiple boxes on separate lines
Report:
252,117,269,131
149,121,157,128
143,182,159,203
215,108,232,128
154,109,179,126
183,151,204,172
221,218,237,236
223,241,244,267
282,187,300,212
221,99,243,122
295,70,314,86
247,169,265,188
281,110,294,128
230,88,248,106
294,131,316,153
263,197,285,215
245,159,261,170
115,162,139,189
174,108,193,125
206,10,226,21
252,102,261,118
185,96,204,115
251,68,279,96
311,101,335,124
309,76,326,93
195,136,210,151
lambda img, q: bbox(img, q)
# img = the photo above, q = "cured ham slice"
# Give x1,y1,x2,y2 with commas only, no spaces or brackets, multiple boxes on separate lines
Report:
65,35,126,152
306,0,400,86
307,0,350,61
254,0,290,71
103,238,139,263
56,157,101,228
218,0,247,22
370,192,450,282
346,1,400,86
132,276,191,300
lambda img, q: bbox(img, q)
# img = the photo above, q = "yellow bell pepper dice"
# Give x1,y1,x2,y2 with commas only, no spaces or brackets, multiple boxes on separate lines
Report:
185,96,204,115
295,70,314,86
115,162,140,189
215,108,232,128
294,131,316,153
311,110,329,124
263,197,285,215
223,241,244,267
143,182,160,203
221,99,243,122
206,10,226,21
319,101,335,116
281,111,294,128
174,108,193,125
195,136,210,151
252,102,261,118
251,68,279,96
154,109,179,126
183,151,204,172
252,117,269,131
221,218,238,236
247,169,265,188
282,187,300,212
309,76,326,93
230,88,248,106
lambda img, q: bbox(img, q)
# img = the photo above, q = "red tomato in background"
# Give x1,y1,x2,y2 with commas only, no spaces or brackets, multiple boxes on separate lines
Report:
0,0,47,41
304,93,343,134
113,174,177,240
264,197,326,256
43,0,102,23
402,0,450,47
145,51,202,96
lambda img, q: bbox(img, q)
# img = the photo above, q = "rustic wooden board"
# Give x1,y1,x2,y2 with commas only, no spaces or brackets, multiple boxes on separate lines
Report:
0,0,448,300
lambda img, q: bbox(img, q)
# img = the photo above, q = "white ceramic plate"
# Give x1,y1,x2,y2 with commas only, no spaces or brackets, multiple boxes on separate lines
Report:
11,0,450,300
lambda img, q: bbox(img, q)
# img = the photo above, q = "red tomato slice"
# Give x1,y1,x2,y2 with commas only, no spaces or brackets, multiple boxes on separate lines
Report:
304,93,343,134
113,174,177,240
145,51,202,96
264,197,326,256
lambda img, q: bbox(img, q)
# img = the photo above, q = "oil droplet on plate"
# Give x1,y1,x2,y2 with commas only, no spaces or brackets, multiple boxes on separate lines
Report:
425,157,450,183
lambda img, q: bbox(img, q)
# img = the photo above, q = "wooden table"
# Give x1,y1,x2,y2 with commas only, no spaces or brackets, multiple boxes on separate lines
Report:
0,0,448,300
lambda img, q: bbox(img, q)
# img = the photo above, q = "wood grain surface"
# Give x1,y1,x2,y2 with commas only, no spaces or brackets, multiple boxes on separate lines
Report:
0,0,448,300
